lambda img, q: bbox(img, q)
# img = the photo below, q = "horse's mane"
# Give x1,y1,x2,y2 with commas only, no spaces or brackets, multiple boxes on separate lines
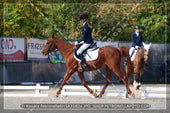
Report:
136,47,145,57
54,37,73,47
51,37,74,60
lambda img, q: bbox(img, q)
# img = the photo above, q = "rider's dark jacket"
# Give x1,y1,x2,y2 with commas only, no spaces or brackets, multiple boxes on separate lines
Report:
78,22,94,44
131,32,143,47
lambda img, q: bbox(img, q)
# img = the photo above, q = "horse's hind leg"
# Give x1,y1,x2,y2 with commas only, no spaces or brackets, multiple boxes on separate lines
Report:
114,70,135,98
78,72,97,97
98,66,112,98
125,65,129,83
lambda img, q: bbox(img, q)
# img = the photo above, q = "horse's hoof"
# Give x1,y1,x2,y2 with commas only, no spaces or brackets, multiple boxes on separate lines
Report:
130,93,135,98
54,94,59,98
92,92,97,97
98,95,102,98
136,85,141,90
133,85,137,89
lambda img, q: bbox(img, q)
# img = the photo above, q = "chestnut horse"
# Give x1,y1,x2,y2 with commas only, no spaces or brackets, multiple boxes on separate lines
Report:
125,43,152,89
42,34,135,98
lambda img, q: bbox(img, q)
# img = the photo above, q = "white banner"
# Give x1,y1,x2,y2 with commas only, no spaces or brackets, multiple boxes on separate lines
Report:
0,38,25,61
27,38,48,60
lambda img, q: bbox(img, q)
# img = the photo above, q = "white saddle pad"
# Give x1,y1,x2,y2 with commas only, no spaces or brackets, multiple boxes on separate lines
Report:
74,48,99,62
131,50,137,61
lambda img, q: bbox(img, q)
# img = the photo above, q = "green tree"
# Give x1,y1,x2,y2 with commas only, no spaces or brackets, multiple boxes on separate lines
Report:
0,0,169,43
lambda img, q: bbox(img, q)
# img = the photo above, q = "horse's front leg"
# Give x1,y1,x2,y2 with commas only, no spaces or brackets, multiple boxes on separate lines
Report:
133,73,139,89
55,69,75,97
78,72,97,97
138,67,144,90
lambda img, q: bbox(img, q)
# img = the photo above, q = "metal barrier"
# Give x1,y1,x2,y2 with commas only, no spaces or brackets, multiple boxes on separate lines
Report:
1,84,50,97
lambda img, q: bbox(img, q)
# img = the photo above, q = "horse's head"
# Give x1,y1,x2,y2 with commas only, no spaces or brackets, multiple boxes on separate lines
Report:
143,42,152,62
42,34,56,56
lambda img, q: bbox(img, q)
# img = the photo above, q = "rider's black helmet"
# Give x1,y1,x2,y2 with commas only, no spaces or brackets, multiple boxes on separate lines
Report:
135,25,140,29
79,13,88,20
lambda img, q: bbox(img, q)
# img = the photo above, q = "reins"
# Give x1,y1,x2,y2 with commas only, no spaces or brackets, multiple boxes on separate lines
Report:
53,46,74,52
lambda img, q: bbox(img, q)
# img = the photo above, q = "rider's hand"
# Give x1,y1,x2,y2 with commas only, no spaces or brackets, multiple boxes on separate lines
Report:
135,46,139,49
74,41,78,45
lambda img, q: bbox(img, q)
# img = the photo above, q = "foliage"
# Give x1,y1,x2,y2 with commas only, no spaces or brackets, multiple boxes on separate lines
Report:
0,0,169,42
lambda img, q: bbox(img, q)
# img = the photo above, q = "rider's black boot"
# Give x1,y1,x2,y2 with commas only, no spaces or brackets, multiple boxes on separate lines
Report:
80,54,89,71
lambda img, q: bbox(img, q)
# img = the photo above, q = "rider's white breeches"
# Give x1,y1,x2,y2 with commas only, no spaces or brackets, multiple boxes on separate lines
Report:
129,47,135,56
77,43,91,55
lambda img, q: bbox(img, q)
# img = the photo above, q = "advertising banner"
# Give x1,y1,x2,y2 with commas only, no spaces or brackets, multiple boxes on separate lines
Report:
48,51,65,63
27,38,48,60
0,38,25,62
27,38,66,62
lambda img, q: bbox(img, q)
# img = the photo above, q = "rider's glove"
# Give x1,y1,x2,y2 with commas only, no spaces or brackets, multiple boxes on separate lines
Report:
135,46,139,49
74,41,78,45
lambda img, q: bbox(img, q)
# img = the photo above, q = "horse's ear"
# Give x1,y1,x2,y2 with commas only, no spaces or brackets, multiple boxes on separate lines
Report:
52,33,54,39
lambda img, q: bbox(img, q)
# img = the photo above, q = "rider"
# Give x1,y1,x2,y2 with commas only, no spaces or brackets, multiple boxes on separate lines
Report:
75,13,94,70
129,25,144,57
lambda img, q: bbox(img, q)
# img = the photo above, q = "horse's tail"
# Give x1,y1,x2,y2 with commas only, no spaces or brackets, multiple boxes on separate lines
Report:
118,46,134,82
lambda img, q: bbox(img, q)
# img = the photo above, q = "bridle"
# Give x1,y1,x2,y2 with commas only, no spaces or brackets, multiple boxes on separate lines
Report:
46,39,54,54
135,47,149,62
143,48,150,62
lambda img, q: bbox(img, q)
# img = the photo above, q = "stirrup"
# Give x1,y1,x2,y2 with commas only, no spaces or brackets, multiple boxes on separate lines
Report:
83,63,89,69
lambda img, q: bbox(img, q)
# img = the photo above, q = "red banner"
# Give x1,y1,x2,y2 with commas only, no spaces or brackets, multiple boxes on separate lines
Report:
0,38,25,62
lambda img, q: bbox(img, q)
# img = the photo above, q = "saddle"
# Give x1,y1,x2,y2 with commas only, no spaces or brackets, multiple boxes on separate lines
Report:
74,42,99,62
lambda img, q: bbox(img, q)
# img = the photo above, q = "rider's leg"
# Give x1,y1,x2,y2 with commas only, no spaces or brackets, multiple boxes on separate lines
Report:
77,43,91,70
129,47,135,57
80,54,88,68
77,43,91,55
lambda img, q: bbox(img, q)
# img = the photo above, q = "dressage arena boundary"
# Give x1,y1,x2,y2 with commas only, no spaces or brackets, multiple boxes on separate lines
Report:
1,84,169,98
141,86,170,99
61,85,170,99
0,84,50,97
60,85,128,98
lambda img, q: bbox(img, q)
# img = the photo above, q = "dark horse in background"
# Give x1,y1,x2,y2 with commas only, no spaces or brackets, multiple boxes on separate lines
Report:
125,42,152,89
42,34,135,98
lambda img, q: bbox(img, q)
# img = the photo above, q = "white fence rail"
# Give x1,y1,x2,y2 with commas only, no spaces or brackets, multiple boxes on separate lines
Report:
141,87,170,99
61,85,170,99
61,85,128,98
1,84,169,99
0,84,50,97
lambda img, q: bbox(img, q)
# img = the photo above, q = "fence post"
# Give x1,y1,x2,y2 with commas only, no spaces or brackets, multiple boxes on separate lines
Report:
35,83,40,94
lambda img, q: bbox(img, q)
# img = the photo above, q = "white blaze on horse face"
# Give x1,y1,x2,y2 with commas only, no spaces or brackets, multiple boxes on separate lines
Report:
143,42,152,54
